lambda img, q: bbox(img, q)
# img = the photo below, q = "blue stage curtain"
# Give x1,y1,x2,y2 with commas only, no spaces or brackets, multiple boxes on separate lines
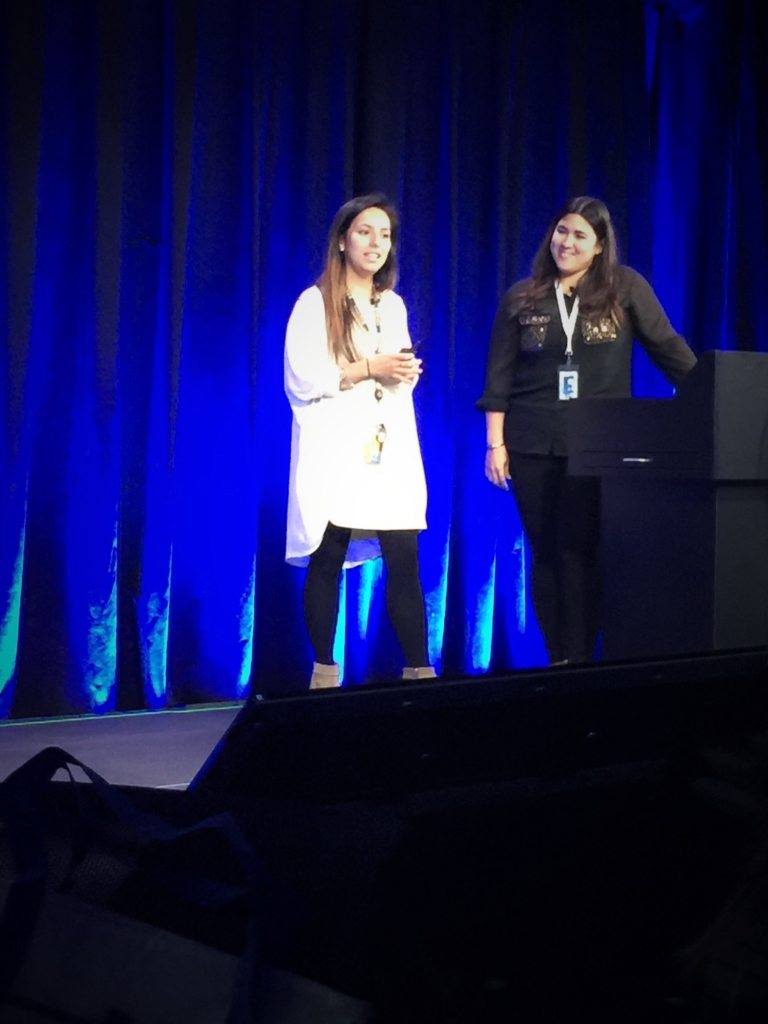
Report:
0,0,763,717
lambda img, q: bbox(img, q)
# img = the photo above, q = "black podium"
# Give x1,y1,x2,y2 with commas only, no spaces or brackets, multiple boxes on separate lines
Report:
568,351,768,659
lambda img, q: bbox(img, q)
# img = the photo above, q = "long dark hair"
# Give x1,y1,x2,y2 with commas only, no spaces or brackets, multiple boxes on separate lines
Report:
517,196,622,323
316,193,400,362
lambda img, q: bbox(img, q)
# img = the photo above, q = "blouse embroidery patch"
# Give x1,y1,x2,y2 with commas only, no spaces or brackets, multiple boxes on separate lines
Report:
518,312,550,351
583,318,618,344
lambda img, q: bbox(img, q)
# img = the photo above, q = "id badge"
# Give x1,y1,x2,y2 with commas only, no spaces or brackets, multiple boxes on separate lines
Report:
558,363,579,401
364,423,387,465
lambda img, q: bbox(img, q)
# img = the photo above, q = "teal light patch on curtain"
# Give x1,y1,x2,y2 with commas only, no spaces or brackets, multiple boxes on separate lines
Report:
0,516,26,712
85,527,118,709
237,557,256,696
140,548,173,707
470,558,496,673
512,535,527,633
334,572,347,684
426,535,450,671
356,558,383,640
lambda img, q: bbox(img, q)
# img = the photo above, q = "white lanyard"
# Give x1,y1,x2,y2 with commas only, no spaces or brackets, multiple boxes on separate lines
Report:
555,281,580,359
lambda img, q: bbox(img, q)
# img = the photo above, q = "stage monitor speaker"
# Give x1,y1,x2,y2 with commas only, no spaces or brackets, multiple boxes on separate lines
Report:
189,647,768,810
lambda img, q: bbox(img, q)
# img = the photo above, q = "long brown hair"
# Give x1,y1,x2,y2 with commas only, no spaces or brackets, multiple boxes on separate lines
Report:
316,193,400,362
516,196,623,323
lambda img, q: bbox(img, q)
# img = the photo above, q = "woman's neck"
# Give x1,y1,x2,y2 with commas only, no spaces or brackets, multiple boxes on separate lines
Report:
557,270,587,295
345,268,375,304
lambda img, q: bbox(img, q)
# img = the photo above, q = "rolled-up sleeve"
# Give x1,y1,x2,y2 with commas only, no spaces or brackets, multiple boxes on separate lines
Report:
284,287,342,404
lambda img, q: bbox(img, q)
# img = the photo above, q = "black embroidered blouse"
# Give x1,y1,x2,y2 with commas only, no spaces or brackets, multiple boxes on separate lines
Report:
476,265,697,455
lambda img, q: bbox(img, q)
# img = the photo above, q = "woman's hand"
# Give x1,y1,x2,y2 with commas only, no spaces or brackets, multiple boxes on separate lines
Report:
485,445,510,490
369,351,422,384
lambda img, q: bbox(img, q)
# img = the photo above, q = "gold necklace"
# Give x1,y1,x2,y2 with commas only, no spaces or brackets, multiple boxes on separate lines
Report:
347,293,383,401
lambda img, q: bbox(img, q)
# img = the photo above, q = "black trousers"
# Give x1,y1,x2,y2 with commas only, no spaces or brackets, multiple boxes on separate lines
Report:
304,523,428,668
508,452,601,663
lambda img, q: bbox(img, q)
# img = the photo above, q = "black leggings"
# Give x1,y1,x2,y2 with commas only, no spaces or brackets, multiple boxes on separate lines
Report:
508,452,601,663
304,523,428,667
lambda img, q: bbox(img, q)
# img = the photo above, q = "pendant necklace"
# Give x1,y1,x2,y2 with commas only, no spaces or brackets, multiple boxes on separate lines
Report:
347,291,383,401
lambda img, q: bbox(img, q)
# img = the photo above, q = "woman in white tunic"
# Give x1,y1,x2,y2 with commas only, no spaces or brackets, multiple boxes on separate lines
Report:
284,194,434,688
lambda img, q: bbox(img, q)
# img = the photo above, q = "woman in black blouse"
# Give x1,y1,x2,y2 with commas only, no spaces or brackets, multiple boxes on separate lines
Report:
477,196,697,665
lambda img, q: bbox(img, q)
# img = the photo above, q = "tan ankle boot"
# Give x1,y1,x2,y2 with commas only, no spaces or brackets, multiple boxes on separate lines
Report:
402,666,437,681
310,662,340,689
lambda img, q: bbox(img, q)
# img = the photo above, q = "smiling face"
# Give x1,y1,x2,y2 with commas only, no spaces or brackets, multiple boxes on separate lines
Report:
341,206,392,282
549,212,603,287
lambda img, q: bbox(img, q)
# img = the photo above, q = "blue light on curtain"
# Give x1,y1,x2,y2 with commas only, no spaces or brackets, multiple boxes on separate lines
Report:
2,0,766,718
647,0,766,358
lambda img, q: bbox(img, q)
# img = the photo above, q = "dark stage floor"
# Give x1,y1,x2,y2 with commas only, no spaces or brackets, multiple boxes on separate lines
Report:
0,703,243,789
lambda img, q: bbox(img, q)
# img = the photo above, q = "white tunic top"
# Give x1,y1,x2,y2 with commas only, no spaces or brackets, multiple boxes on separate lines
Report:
284,286,428,568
